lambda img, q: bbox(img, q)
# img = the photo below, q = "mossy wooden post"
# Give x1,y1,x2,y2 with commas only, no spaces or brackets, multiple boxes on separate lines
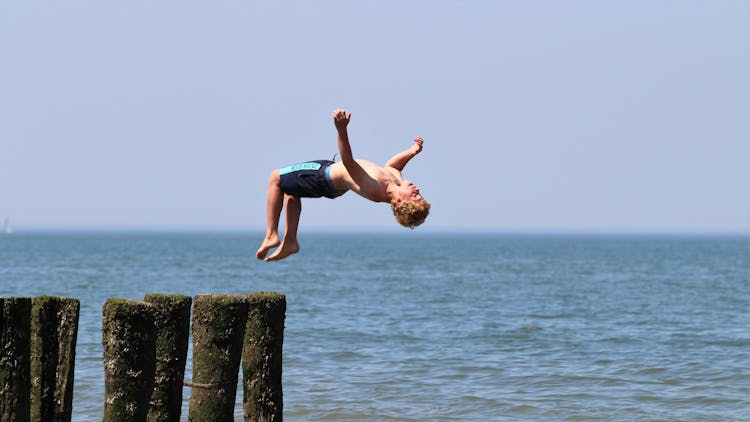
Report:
242,292,286,422
30,296,80,422
144,294,192,422
0,297,32,422
102,298,158,422
188,294,248,422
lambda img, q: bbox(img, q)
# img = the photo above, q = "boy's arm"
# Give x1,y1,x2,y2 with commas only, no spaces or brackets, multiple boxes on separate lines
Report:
332,109,381,198
385,137,423,171
333,109,356,164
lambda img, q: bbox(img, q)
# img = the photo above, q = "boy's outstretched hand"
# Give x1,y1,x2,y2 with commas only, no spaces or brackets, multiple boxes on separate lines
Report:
332,108,351,131
411,136,424,155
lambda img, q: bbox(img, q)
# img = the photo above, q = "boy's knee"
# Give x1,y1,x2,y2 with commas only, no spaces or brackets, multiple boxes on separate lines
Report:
269,169,280,184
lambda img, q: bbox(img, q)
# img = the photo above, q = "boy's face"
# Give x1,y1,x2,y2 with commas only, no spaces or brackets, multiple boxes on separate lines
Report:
396,180,423,202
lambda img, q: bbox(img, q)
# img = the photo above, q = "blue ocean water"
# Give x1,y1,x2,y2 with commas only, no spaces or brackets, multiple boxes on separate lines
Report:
1,232,748,421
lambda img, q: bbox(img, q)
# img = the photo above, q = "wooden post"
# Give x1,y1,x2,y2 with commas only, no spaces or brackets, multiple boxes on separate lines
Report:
102,298,158,422
242,293,285,422
144,294,192,422
188,294,248,422
0,297,32,422
30,296,80,422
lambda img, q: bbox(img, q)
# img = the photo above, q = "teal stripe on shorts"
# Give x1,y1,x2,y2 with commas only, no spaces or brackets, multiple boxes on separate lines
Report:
280,162,322,175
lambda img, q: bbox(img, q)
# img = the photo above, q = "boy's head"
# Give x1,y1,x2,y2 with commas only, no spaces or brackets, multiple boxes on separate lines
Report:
391,198,430,228
390,180,430,228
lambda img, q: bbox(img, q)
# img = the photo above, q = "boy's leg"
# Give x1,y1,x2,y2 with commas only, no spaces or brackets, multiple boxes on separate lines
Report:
256,169,284,260
266,194,301,261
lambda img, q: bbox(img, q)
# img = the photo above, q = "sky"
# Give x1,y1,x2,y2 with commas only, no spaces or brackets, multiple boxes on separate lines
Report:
1,1,748,233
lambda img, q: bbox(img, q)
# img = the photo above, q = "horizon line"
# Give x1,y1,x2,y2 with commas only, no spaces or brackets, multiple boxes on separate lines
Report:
3,226,749,237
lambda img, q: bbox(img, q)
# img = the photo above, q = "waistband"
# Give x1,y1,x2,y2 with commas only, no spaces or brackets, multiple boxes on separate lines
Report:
324,164,335,190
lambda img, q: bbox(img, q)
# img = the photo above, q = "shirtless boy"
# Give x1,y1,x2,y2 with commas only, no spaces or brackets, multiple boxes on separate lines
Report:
256,108,430,262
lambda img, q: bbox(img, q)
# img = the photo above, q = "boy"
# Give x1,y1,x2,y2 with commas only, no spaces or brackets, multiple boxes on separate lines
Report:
256,108,430,262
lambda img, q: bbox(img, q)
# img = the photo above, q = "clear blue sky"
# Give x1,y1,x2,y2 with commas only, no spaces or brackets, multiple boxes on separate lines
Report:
1,1,748,233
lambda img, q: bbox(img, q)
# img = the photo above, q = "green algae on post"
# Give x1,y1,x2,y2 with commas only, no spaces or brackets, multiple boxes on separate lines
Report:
0,297,32,422
30,296,80,422
144,294,192,422
188,294,248,422
102,298,158,422
242,292,285,422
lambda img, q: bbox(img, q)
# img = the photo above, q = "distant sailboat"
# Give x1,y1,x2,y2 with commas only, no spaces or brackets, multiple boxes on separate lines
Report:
3,218,12,235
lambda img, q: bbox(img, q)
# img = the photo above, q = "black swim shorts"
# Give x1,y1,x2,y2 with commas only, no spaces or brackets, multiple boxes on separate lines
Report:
278,160,347,199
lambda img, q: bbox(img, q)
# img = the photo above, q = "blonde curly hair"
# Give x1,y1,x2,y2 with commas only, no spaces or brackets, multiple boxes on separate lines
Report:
391,198,430,229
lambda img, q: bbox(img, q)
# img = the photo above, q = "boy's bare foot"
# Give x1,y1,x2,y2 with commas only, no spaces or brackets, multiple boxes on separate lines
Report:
256,235,280,260
265,240,300,262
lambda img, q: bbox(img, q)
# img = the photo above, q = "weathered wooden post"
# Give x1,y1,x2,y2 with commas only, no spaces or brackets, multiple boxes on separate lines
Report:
102,298,158,422
144,294,192,422
188,294,248,422
30,296,80,422
242,292,285,422
0,297,32,422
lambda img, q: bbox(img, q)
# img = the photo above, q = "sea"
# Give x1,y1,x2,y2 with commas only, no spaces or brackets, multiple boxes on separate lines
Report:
1,232,748,421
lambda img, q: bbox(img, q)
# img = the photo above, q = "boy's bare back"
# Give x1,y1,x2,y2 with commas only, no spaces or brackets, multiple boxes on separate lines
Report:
326,159,403,203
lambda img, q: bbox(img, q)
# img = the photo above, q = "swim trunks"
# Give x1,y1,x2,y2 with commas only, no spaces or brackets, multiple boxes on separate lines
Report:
279,160,347,199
